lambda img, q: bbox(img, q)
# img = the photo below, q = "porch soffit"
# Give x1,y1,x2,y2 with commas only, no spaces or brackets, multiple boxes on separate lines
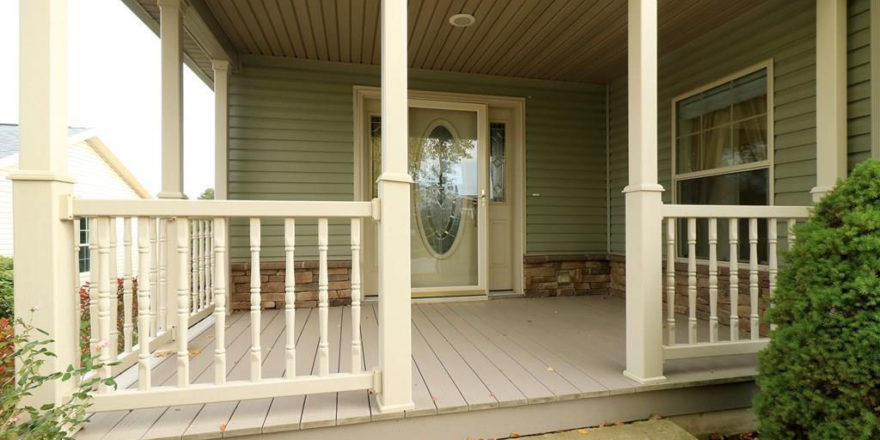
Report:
188,0,768,83
122,0,226,87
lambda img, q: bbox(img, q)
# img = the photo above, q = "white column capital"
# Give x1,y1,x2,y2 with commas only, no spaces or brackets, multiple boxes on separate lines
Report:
211,59,230,72
157,0,188,15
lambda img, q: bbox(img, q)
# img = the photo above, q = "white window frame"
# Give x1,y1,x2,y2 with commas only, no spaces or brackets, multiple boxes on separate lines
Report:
670,60,775,205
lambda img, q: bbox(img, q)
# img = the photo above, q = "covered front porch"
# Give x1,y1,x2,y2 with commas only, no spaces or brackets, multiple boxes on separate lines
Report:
11,0,857,437
79,296,757,439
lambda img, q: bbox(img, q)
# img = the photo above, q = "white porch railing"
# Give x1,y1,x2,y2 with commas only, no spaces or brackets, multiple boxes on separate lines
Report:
658,204,810,362
69,199,378,412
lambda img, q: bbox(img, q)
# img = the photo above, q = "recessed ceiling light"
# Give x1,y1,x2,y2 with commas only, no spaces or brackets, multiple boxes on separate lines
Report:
449,13,476,28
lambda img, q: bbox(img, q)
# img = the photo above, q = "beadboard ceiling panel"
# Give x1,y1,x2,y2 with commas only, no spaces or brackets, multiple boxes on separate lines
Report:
130,0,768,83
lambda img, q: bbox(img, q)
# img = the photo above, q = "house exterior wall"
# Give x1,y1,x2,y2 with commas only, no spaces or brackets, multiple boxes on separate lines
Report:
0,167,12,256
0,140,142,263
609,0,874,256
227,56,608,262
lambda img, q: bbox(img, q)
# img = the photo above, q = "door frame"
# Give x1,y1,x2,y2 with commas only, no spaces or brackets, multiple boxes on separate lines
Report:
353,86,526,295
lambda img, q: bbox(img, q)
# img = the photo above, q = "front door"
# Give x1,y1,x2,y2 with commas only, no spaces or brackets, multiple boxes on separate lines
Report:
362,99,489,297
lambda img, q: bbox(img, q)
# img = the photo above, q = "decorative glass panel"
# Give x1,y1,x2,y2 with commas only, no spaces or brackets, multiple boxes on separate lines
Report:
411,124,471,255
489,122,506,202
370,115,382,197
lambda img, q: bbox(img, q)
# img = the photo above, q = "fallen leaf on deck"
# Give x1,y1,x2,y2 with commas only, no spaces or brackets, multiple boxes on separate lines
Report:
509,433,520,438
546,366,556,372
154,350,173,358
578,428,589,435
219,423,227,432
614,420,623,426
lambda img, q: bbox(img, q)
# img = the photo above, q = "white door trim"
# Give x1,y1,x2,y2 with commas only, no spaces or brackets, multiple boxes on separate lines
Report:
353,85,526,294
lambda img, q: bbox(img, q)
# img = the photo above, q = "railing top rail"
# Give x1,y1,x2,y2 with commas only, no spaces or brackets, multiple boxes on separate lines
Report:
68,198,379,219
661,204,811,219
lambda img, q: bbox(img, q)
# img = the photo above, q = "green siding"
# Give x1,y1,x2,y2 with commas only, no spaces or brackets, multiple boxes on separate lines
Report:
609,0,818,254
848,0,873,170
228,55,607,259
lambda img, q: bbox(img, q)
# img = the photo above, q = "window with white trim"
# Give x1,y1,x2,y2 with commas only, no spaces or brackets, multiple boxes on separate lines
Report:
79,218,90,273
673,66,771,261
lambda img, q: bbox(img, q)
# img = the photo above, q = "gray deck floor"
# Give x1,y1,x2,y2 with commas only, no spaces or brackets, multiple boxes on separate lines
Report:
77,295,758,439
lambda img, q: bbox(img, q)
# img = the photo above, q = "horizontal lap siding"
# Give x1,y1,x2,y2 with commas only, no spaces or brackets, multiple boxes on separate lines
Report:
228,56,607,260
608,78,627,255
609,0,817,254
848,0,872,170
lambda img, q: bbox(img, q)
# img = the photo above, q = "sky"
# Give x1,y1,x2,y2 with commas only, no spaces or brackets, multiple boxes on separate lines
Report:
0,0,215,199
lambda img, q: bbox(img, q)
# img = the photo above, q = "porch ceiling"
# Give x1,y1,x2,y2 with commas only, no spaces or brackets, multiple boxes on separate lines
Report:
192,0,768,83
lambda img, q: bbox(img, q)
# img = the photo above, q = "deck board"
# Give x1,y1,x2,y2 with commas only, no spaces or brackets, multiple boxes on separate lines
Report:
431,303,559,403
262,307,319,432
223,309,291,436
335,306,372,425
299,307,344,429
83,296,760,440
411,305,498,410
452,300,610,395
418,305,530,406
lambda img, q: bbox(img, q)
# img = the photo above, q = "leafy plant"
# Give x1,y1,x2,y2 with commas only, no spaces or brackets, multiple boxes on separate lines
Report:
755,160,880,439
0,313,115,440
0,257,12,319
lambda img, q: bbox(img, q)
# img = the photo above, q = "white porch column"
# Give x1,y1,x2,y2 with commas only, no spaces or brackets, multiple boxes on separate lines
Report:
375,0,415,413
212,60,229,200
812,0,848,201
623,0,665,384
158,0,186,333
12,0,78,406
158,0,186,200
212,59,231,316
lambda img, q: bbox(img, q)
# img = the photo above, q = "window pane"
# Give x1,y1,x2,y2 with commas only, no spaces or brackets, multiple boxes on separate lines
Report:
732,69,767,120
676,67,767,176
698,126,731,171
700,83,732,130
731,116,768,165
677,169,769,262
78,218,90,273
676,134,699,173
677,95,702,137
489,122,505,202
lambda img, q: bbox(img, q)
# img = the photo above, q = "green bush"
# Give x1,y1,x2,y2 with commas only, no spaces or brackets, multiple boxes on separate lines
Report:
755,160,880,439
0,257,11,319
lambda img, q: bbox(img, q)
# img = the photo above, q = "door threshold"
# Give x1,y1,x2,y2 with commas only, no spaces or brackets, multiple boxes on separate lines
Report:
362,295,488,304
489,290,524,299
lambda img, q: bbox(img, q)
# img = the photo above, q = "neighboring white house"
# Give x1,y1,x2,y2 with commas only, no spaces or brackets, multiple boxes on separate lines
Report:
0,124,151,273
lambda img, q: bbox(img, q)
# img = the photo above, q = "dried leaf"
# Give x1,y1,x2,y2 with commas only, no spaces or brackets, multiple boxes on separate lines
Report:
614,420,623,427
546,366,556,372
509,433,520,438
577,428,589,435
219,423,227,432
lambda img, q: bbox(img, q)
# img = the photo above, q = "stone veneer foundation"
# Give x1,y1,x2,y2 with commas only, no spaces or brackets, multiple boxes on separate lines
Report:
231,254,767,329
522,254,612,297
230,260,352,311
